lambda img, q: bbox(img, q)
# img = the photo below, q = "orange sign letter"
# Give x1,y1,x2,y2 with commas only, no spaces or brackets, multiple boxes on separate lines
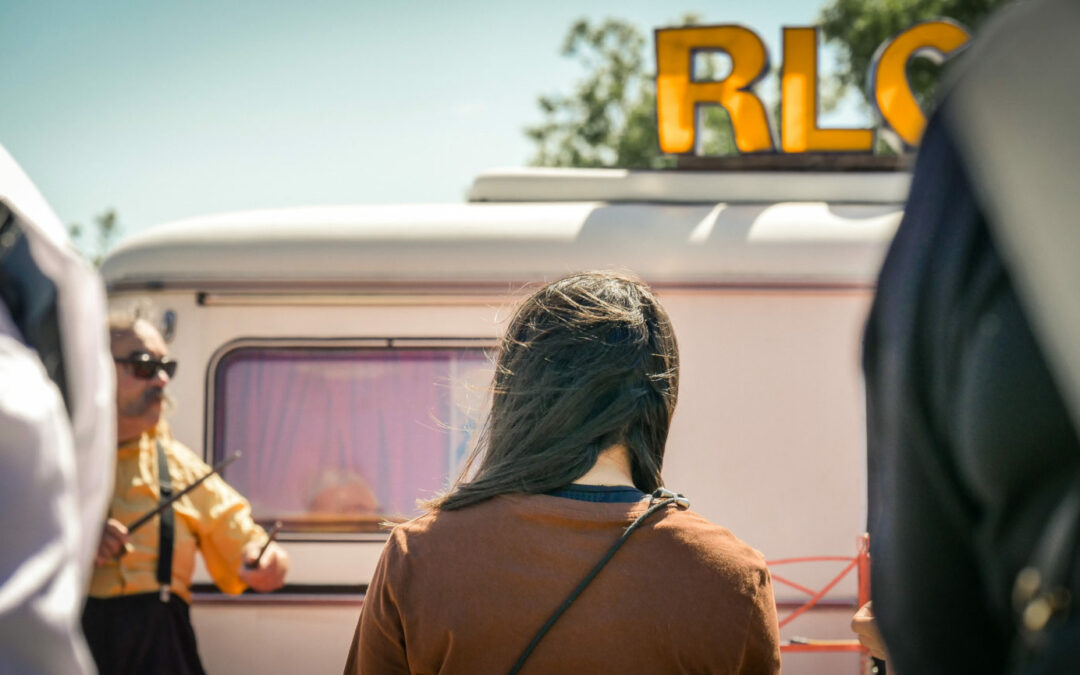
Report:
656,26,773,154
871,21,970,147
781,27,873,153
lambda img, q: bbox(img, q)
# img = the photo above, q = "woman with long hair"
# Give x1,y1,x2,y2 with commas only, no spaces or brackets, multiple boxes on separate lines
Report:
345,271,780,674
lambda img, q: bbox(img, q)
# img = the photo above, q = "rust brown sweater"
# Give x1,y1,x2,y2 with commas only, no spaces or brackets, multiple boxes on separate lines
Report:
345,493,781,674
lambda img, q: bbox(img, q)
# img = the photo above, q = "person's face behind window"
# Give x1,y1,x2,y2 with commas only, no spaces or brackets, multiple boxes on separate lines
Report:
112,319,171,443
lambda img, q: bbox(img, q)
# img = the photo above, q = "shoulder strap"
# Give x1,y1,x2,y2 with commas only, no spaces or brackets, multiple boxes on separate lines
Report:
155,439,175,602
507,488,689,675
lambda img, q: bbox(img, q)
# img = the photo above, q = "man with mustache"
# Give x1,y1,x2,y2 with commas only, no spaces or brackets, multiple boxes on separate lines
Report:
82,307,289,675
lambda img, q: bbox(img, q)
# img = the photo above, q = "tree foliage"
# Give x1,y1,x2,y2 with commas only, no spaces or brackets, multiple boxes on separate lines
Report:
819,0,1011,110
68,208,119,267
526,17,735,169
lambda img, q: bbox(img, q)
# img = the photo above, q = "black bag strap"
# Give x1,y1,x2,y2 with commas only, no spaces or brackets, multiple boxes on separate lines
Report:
507,488,690,675
0,210,70,416
155,440,175,602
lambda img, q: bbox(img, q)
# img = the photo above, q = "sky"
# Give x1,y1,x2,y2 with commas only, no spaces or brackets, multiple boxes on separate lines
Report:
0,0,868,247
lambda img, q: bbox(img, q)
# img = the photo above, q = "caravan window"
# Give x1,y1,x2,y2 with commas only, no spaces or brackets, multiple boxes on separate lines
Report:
211,343,492,532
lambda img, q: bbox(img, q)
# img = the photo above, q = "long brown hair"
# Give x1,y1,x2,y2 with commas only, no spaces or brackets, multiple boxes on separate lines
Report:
429,271,679,511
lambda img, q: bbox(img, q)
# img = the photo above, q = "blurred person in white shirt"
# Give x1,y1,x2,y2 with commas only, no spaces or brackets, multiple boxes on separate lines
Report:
0,145,115,674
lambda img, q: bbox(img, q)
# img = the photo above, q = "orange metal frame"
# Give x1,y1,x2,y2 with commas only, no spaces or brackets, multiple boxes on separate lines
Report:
768,534,871,655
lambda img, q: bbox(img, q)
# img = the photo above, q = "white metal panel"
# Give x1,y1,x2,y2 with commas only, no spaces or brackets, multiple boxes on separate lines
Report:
191,603,361,674
101,201,900,289
131,287,870,598
660,288,872,600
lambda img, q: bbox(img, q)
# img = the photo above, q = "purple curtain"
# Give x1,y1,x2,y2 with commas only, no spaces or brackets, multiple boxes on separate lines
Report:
214,348,488,528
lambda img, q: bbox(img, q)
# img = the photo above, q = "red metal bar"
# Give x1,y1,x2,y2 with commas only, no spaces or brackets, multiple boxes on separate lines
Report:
777,557,859,628
766,555,855,565
857,533,871,608
782,642,864,653
769,573,818,597
766,540,874,658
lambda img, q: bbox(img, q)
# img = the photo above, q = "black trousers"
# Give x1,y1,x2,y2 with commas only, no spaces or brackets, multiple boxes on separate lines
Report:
82,593,206,675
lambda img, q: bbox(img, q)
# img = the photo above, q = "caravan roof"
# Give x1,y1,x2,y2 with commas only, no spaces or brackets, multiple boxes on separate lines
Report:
101,169,907,292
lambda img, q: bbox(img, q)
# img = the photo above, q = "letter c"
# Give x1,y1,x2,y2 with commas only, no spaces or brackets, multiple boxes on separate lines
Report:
871,21,970,147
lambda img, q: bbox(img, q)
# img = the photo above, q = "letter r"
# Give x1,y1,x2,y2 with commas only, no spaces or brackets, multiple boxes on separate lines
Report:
656,26,774,154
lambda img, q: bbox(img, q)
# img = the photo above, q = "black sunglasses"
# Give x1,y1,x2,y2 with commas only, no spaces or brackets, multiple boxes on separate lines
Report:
114,352,178,380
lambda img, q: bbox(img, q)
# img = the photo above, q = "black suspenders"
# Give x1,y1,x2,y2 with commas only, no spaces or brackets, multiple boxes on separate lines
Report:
155,440,175,602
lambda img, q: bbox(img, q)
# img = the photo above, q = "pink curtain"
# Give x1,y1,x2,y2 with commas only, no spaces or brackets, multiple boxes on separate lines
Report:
213,349,488,526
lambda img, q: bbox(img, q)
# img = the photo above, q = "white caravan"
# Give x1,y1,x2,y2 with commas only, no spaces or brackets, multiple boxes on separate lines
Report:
100,167,907,674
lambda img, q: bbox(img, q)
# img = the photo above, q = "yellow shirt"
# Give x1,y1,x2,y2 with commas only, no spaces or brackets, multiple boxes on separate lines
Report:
88,424,267,603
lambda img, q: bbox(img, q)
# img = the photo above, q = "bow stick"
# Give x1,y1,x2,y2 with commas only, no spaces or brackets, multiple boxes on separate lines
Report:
245,520,283,569
126,452,242,534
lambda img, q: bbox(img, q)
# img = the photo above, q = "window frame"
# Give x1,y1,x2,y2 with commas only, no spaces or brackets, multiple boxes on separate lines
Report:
204,336,497,533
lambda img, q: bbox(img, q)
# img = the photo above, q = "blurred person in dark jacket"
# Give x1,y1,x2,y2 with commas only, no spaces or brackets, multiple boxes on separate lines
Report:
863,1,1080,672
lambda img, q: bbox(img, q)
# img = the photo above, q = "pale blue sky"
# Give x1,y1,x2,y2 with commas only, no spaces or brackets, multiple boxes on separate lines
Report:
0,0,867,241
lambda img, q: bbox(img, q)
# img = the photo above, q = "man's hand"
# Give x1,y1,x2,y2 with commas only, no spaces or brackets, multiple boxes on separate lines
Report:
238,541,289,592
851,601,890,662
95,518,130,566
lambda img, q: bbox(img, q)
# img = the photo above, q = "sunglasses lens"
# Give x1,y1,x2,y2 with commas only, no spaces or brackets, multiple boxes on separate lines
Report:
131,361,158,379
125,357,177,380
